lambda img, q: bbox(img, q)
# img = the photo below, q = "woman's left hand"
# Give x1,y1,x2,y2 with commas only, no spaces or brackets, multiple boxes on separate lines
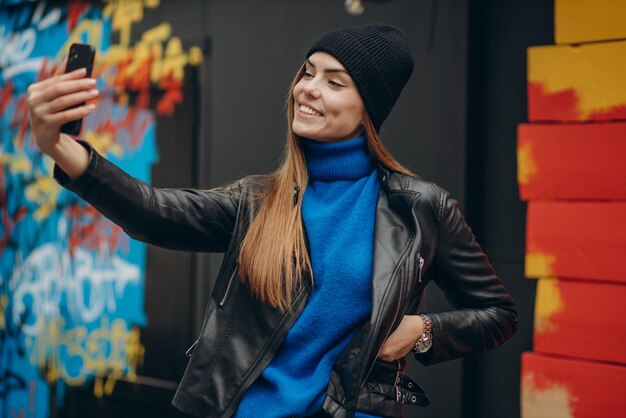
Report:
378,315,423,361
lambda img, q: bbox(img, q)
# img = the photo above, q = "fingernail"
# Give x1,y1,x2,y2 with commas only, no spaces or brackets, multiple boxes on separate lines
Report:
90,89,99,96
87,104,96,110
76,67,87,74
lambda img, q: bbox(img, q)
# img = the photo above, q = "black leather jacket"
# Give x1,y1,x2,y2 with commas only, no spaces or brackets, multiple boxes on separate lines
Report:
55,141,517,418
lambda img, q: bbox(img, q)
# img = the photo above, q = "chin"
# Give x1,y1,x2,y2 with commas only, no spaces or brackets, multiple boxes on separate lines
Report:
293,123,359,143
293,125,321,141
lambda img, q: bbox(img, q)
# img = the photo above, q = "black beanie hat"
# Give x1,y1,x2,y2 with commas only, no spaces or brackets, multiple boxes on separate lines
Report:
306,24,414,132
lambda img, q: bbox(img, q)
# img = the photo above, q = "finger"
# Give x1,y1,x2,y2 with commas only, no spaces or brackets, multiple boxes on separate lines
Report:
44,89,99,114
54,57,68,76
47,103,96,126
31,77,96,106
378,345,391,361
31,67,88,93
378,352,393,361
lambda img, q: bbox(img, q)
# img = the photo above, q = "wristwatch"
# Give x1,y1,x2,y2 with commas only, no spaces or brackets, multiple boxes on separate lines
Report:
412,314,433,354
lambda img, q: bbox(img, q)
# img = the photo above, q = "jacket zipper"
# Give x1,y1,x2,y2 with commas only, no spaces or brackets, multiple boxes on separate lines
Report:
360,261,407,389
417,252,424,283
187,263,239,357
218,264,238,308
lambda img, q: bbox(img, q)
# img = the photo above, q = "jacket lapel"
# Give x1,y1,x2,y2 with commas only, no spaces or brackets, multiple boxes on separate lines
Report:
369,177,417,350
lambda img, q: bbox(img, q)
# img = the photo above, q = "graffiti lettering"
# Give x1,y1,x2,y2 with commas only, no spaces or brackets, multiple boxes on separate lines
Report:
27,316,144,391
0,27,36,68
10,245,140,332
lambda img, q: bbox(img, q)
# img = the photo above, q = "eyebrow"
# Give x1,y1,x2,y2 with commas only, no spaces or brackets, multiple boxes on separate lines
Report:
306,59,348,74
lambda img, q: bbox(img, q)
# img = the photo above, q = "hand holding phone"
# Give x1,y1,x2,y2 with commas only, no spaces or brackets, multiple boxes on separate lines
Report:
60,43,96,136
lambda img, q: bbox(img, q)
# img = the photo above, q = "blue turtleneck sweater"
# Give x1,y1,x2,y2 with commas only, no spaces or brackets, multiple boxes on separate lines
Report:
234,136,380,418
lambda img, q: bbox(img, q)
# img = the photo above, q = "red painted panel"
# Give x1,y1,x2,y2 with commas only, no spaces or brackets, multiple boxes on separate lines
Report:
521,352,626,418
525,201,626,283
533,278,626,365
527,81,581,122
518,123,626,200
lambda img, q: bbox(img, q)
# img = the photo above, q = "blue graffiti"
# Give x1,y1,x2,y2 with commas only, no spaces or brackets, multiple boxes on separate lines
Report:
1,2,156,417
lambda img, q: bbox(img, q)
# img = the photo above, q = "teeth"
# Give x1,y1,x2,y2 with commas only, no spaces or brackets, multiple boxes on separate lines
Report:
300,105,322,116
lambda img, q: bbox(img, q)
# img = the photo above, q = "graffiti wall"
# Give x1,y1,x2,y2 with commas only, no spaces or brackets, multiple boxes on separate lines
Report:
0,1,202,417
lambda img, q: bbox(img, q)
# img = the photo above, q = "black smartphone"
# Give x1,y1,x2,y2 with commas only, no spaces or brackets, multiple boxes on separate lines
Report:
60,43,96,136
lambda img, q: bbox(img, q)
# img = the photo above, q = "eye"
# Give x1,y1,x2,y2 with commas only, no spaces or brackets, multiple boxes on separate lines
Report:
303,70,314,78
328,79,345,88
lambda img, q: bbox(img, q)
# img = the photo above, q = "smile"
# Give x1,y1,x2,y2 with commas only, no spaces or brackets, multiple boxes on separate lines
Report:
299,104,324,117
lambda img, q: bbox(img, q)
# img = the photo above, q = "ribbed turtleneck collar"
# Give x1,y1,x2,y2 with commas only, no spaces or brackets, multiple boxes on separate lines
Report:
300,136,375,182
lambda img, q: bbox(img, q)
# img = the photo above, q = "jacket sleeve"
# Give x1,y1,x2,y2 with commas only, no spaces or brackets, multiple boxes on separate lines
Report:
415,187,518,365
53,140,241,252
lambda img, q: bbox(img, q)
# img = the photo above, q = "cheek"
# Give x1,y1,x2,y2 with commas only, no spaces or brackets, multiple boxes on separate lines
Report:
292,82,304,102
291,78,304,100
353,103,366,121
328,94,365,122
348,92,366,118
339,104,365,125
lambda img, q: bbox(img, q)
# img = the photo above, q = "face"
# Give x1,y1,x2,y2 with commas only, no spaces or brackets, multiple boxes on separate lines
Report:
292,52,366,143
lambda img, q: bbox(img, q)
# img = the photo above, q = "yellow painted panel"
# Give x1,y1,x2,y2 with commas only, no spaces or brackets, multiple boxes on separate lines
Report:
517,139,537,186
556,0,626,44
528,40,626,121
525,251,555,278
534,278,563,334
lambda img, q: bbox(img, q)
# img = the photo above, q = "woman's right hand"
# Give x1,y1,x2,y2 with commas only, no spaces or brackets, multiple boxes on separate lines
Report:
27,58,99,155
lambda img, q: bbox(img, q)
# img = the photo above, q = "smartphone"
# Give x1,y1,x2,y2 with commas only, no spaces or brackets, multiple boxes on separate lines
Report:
60,43,96,136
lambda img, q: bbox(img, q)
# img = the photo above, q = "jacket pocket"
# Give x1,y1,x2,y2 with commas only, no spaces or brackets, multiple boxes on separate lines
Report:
357,359,430,416
404,251,427,314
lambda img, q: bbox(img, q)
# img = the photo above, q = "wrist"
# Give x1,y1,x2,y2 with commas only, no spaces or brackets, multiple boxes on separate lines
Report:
412,313,433,354
47,134,90,180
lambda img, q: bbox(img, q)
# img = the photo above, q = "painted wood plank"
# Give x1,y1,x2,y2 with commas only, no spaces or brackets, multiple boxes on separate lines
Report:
533,278,626,365
528,41,626,122
555,0,626,44
517,123,626,200
525,201,626,283
521,352,626,418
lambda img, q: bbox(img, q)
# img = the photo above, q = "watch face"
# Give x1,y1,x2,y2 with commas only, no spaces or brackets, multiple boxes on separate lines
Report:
416,336,432,353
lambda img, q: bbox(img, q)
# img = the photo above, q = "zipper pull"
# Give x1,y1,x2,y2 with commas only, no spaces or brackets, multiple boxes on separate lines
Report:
219,267,238,308
418,254,424,283
185,339,199,358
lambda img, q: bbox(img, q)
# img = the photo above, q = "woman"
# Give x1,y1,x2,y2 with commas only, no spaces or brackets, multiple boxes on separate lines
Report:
28,24,517,418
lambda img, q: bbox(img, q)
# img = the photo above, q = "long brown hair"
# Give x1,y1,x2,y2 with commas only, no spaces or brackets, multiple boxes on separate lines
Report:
238,62,413,313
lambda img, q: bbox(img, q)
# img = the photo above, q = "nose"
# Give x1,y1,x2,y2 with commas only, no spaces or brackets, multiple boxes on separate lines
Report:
301,78,321,99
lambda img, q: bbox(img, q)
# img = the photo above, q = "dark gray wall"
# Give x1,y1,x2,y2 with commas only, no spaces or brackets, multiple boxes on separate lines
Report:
206,0,468,195
465,1,553,418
